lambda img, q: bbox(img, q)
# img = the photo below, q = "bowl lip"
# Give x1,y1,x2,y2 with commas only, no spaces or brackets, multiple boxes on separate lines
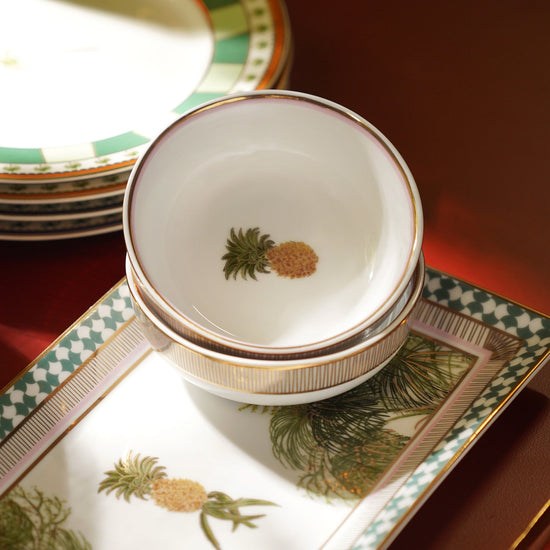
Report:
129,249,421,361
123,89,424,354
126,252,426,369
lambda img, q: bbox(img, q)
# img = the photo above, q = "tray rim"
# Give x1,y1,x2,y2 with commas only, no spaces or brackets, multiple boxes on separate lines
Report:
1,267,549,550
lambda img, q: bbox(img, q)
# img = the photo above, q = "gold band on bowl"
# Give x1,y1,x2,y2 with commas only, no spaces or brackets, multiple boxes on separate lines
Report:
126,254,425,398
123,90,424,356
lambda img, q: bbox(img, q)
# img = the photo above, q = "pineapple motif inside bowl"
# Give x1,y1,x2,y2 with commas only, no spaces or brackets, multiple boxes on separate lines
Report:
123,90,423,356
126,254,425,405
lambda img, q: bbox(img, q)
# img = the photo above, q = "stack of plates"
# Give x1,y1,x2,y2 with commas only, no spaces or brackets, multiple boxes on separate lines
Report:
0,0,292,240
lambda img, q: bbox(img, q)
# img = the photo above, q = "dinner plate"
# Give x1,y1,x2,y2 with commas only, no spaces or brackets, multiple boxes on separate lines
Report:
0,206,123,223
0,206,123,238
0,212,122,241
0,0,291,183
0,221,123,241
0,168,130,198
0,192,125,216
1,268,548,549
0,0,292,240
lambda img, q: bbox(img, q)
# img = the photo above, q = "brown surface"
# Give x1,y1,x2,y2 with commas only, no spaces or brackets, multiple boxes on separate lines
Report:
1,1,549,548
282,2,550,548
285,0,550,316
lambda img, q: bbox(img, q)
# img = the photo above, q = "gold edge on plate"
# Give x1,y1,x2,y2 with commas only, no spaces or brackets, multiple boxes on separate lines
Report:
257,0,293,89
414,297,526,353
341,344,490,547
375,346,550,550
319,304,524,550
510,497,550,550
0,332,152,499
0,277,129,397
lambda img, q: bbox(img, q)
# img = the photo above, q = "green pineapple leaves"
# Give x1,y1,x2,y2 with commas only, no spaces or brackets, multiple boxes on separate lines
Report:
98,451,277,550
97,452,167,502
201,491,278,549
246,334,473,500
222,227,275,280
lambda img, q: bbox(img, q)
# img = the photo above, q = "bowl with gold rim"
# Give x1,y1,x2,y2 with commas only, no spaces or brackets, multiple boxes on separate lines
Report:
126,253,425,405
123,90,423,357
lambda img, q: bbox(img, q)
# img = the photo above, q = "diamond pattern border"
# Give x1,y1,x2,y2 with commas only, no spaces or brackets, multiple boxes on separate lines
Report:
2,268,549,549
352,267,550,550
0,281,134,440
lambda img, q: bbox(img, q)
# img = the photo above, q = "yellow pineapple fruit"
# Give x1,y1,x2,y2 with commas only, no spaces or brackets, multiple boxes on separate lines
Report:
267,241,318,278
151,478,208,512
99,451,278,549
222,227,318,280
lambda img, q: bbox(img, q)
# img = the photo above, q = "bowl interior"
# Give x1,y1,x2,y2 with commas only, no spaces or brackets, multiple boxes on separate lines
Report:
127,93,420,350
127,251,424,359
126,253,425,405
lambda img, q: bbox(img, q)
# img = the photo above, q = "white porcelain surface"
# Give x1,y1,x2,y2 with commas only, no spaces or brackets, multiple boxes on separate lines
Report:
2,0,210,149
124,91,423,355
128,253,421,360
126,254,425,405
0,0,290,179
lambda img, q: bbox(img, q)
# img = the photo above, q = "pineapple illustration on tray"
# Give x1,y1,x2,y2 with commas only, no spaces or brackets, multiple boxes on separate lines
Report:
222,227,318,280
241,334,474,500
98,452,277,549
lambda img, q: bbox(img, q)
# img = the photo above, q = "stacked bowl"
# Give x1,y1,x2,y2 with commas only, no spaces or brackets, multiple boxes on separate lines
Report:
123,90,424,405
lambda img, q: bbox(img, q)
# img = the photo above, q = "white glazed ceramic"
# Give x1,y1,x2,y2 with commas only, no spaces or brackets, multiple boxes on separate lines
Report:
124,91,423,355
128,253,421,359
0,168,130,197
126,254,425,405
0,0,291,181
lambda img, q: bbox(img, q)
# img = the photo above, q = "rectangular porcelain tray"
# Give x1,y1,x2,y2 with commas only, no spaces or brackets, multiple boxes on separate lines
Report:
1,267,549,550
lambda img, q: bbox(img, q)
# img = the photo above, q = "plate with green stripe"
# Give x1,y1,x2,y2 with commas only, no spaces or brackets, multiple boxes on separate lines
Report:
0,0,291,182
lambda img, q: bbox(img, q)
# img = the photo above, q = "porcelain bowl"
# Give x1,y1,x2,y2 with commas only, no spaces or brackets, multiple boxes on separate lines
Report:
123,90,423,356
126,253,425,405
128,253,420,360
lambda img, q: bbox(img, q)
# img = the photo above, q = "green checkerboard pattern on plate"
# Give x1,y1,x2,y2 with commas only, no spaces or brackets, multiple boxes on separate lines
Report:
0,283,134,439
352,267,550,550
0,0,280,177
1,268,549,550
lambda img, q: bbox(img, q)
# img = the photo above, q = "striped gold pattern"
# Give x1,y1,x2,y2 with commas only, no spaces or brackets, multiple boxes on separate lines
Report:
166,322,407,395
135,297,413,396
0,318,145,483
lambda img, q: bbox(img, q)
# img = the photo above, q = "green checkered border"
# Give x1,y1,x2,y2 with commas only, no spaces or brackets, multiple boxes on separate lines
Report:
0,0,277,176
352,267,550,550
2,266,549,546
0,282,134,440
